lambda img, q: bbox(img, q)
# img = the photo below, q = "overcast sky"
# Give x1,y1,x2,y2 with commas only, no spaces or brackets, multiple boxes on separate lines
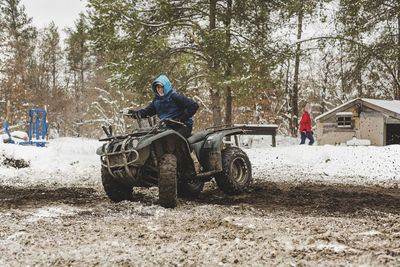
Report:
21,0,88,31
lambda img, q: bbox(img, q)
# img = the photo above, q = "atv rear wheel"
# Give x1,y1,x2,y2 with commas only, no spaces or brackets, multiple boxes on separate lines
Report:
158,154,178,208
178,180,204,198
101,167,133,202
215,147,252,195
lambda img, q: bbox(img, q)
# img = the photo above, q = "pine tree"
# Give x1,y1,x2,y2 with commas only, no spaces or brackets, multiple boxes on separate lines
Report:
337,0,400,100
86,0,281,127
65,13,92,136
0,0,36,122
276,0,333,136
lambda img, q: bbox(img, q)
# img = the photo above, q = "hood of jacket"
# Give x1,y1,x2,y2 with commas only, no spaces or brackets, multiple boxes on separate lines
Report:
152,75,173,97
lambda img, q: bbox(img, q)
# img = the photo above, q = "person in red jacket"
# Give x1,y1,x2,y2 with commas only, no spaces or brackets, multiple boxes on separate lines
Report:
299,103,314,145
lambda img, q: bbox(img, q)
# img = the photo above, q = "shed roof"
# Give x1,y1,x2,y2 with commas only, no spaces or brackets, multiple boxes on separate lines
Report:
315,98,400,121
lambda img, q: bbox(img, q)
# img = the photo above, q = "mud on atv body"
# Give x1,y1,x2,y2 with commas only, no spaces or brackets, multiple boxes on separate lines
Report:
97,118,252,208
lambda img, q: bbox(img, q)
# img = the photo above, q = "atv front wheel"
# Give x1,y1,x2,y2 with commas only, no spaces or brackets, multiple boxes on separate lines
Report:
178,180,204,198
215,147,252,195
158,154,178,208
101,167,133,202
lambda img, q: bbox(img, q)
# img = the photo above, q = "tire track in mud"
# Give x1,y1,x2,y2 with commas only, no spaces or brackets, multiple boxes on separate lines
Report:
196,181,400,215
1,181,399,214
1,180,400,266
0,187,105,209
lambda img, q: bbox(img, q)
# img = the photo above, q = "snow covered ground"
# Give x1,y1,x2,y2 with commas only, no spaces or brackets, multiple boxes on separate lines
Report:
0,137,102,188
248,136,400,188
0,135,399,188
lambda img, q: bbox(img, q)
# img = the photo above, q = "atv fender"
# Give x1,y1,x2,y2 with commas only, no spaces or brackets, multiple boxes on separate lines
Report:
200,128,244,172
136,130,196,177
135,129,190,152
202,128,244,150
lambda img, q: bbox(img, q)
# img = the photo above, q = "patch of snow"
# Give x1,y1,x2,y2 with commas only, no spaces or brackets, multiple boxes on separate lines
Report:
26,205,80,222
33,206,77,218
10,131,28,139
315,99,358,121
358,231,381,236
336,112,353,116
316,243,348,253
0,137,101,188
346,137,371,146
245,138,400,187
7,231,27,240
363,98,400,115
316,98,400,122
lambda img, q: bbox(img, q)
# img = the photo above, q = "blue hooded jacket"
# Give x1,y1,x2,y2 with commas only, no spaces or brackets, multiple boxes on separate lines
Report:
137,75,199,127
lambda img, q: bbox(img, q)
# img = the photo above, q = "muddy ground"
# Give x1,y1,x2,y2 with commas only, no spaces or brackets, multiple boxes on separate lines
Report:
0,179,400,266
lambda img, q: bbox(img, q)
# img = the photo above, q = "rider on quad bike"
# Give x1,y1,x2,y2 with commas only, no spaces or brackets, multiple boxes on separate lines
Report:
128,74,198,138
98,75,252,208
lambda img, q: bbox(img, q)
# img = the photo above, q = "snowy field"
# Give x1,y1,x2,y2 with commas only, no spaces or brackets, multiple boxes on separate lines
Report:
0,136,398,188
248,136,400,188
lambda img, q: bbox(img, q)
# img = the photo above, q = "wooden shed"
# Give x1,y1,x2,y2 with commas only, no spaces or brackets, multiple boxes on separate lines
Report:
315,98,400,146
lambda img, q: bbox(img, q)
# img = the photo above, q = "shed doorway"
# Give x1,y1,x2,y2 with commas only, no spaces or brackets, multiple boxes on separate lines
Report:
386,124,400,145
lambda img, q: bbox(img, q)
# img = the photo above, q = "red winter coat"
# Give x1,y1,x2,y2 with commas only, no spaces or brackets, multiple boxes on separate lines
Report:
299,111,312,132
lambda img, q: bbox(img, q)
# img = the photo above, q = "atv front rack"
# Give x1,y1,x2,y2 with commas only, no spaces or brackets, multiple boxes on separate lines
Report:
100,136,140,180
99,128,155,142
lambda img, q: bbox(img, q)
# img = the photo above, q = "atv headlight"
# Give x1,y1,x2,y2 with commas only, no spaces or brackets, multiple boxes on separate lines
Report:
96,145,105,155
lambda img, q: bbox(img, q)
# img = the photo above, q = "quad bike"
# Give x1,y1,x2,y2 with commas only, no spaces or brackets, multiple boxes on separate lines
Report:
96,115,252,208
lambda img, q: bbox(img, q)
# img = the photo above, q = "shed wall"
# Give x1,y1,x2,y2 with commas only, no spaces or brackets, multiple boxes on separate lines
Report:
316,106,358,145
317,108,386,146
359,112,385,146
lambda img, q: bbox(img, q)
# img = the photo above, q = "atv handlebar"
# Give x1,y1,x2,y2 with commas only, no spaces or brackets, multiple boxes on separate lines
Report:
100,116,187,141
120,109,185,126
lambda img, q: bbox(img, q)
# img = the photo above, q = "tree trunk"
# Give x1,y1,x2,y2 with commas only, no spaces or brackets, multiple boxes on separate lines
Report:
339,40,345,97
321,59,328,114
291,7,303,136
225,82,232,124
209,0,222,126
397,4,400,100
356,45,363,98
225,0,232,125
285,59,292,132
52,63,56,92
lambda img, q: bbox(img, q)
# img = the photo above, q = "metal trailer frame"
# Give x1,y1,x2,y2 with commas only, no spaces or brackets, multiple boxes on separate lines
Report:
5,109,49,147
230,124,278,147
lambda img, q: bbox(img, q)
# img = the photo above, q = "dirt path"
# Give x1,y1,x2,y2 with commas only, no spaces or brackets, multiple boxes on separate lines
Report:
1,180,400,266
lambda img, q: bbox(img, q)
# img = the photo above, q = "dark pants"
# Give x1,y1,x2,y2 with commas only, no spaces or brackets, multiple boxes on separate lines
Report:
300,131,314,145
171,125,192,138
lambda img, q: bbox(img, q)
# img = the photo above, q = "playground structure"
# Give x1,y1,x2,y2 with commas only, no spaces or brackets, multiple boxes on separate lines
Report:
4,101,49,147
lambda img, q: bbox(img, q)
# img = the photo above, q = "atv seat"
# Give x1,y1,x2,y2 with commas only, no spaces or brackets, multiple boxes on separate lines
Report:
187,130,212,144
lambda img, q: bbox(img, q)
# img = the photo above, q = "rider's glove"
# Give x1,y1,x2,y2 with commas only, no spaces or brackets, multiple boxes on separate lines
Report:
128,109,139,119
